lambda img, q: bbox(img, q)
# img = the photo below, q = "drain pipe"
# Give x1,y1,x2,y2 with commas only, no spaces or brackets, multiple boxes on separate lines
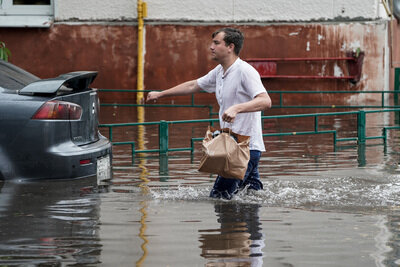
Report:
137,0,147,104
136,0,148,155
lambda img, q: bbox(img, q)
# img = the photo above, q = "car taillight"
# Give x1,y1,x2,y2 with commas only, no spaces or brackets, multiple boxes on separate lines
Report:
80,159,91,165
32,100,82,120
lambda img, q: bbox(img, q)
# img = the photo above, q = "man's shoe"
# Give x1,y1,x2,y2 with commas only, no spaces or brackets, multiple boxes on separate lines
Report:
209,188,221,199
220,190,233,200
209,189,234,200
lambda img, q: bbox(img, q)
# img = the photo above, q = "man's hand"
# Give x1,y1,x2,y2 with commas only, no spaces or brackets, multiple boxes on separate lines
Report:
222,106,239,123
146,91,162,102
221,93,271,123
145,80,201,103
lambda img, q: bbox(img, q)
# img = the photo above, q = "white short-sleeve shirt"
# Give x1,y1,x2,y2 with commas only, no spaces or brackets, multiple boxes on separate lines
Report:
197,58,267,152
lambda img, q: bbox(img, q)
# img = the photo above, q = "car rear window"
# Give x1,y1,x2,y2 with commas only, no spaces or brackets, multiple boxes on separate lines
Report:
0,60,39,90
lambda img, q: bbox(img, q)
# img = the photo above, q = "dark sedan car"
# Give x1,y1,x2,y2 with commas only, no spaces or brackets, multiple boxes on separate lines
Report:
0,60,112,181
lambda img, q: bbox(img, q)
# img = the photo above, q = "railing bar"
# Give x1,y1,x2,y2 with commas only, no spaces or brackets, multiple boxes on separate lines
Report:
134,149,159,153
267,90,398,93
336,137,358,141
262,130,336,137
246,57,356,62
261,75,356,79
98,89,400,94
270,105,400,109
365,136,385,140
100,109,400,128
100,103,210,108
168,148,192,152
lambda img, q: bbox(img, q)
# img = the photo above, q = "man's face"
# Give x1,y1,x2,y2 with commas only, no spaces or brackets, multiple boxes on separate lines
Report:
210,32,233,62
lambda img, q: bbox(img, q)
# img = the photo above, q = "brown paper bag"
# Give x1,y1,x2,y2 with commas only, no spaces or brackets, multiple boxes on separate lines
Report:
198,126,250,179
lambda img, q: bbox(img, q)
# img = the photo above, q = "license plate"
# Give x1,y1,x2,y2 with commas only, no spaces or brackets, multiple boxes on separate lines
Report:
97,155,111,183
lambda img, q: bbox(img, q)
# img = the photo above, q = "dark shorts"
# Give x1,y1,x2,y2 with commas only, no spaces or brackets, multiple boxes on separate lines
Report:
209,150,264,200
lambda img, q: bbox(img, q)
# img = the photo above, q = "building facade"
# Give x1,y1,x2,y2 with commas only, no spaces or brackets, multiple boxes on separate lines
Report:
0,0,397,104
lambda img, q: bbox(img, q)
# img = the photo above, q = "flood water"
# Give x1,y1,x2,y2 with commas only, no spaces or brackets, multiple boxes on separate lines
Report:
2,105,400,266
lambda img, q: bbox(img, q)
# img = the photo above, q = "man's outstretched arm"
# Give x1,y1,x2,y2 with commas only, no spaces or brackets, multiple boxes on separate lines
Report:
146,80,202,102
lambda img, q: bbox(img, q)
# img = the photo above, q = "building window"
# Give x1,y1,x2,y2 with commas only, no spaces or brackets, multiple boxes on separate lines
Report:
13,0,51,4
0,0,54,27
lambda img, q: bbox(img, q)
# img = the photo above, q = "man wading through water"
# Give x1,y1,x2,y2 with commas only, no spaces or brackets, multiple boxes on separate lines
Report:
146,28,272,200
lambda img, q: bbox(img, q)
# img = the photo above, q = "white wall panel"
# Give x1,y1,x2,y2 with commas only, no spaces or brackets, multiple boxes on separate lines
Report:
56,0,136,21
56,0,385,22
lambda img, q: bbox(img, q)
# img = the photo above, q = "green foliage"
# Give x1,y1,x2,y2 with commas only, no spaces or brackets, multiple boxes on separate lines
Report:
355,47,361,58
0,42,11,62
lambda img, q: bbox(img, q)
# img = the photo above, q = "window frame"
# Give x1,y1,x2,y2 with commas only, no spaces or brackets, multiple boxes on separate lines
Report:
0,0,54,27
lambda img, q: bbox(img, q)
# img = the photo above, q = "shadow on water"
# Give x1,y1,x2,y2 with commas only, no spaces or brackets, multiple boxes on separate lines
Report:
0,177,108,266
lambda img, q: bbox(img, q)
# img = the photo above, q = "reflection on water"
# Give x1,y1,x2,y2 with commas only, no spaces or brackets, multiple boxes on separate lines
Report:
385,212,400,266
0,177,106,265
200,202,264,266
136,105,150,267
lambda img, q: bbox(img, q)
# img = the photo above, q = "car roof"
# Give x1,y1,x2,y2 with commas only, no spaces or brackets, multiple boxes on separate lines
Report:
0,60,40,90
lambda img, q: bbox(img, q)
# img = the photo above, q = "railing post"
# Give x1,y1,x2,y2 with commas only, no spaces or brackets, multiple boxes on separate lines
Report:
357,144,366,167
332,131,337,147
395,68,400,124
394,68,400,106
108,127,113,141
159,154,169,179
131,142,135,163
314,116,319,132
159,120,169,155
382,128,387,144
357,110,366,144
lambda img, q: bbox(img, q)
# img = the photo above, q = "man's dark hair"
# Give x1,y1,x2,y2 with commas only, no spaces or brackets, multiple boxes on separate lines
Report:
212,28,244,56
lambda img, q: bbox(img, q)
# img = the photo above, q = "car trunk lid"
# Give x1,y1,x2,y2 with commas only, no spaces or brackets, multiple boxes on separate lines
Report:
61,90,100,146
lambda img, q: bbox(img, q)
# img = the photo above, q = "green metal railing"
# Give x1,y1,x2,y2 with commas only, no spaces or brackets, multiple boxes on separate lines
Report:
99,67,400,166
270,90,399,109
98,89,400,123
100,109,400,157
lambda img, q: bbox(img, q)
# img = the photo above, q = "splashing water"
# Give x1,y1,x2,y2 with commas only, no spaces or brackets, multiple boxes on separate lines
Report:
149,175,400,210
